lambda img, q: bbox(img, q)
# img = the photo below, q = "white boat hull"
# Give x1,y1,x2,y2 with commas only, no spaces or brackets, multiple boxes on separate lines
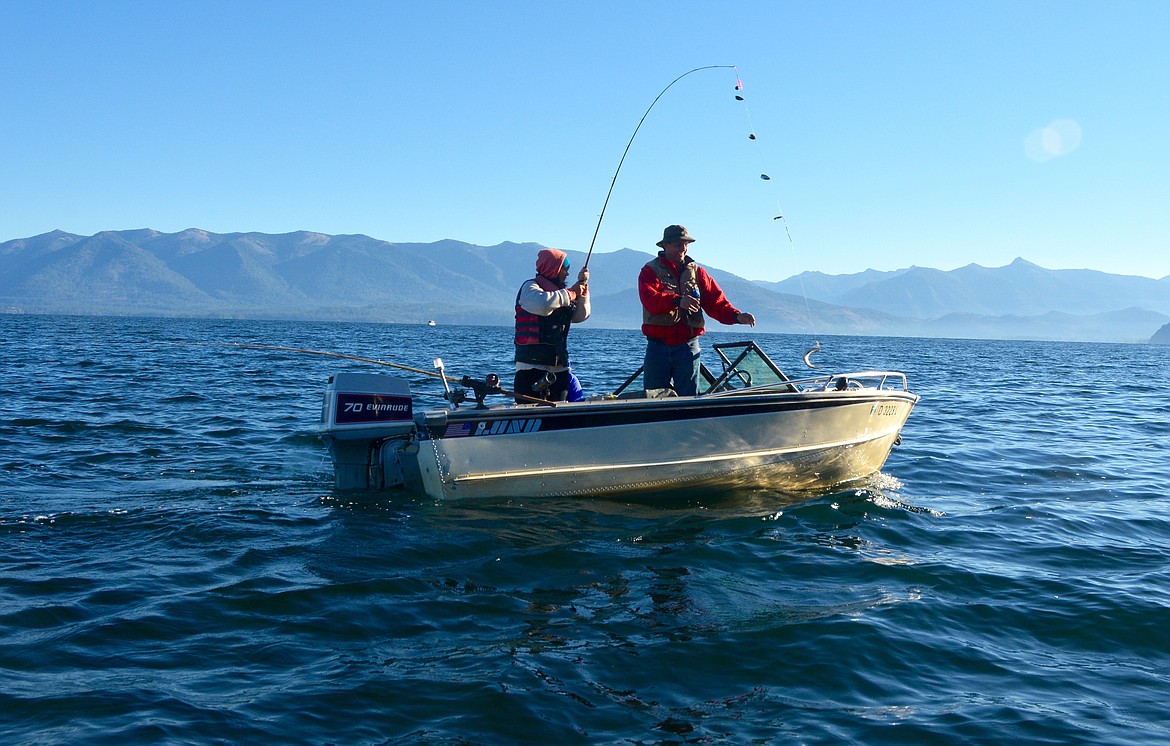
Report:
413,392,915,499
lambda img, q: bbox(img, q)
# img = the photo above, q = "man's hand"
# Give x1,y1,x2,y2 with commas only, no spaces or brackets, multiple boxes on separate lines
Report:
736,312,756,327
573,268,590,296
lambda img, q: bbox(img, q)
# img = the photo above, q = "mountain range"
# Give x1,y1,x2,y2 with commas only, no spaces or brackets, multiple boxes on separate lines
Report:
3,229,1169,343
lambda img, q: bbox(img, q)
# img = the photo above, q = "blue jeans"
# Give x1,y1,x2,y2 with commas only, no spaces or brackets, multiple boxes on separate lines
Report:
643,338,701,396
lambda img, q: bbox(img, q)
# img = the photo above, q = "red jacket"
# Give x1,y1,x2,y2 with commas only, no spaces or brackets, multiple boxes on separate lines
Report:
638,254,741,345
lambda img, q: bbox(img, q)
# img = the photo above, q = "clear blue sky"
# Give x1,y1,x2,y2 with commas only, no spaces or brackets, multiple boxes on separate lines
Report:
3,1,1168,281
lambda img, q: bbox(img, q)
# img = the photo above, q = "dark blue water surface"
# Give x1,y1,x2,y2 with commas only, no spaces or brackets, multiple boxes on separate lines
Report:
2,314,1169,744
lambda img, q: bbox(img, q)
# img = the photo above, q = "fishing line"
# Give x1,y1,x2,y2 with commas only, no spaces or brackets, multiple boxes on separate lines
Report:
730,66,823,368
197,343,449,379
186,343,555,406
583,65,736,270
581,66,824,368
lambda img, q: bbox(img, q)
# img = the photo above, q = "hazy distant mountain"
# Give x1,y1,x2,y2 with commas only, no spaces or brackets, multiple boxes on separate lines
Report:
2,229,1168,343
756,267,913,299
1152,322,1170,345
0,230,543,325
760,258,1170,318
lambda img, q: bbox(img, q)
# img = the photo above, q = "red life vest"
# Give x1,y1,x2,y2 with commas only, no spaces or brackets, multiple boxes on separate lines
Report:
514,280,576,367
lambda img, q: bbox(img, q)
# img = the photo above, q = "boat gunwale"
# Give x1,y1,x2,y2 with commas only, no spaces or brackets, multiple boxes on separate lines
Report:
432,384,919,428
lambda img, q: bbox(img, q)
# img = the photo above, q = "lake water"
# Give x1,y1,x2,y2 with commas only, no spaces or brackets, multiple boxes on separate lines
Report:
2,314,1169,744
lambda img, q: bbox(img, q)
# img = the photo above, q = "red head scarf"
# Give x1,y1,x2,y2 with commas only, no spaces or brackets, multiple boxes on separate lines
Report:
536,248,567,279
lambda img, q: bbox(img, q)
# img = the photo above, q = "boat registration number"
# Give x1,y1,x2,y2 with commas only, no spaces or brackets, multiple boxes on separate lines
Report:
472,418,543,436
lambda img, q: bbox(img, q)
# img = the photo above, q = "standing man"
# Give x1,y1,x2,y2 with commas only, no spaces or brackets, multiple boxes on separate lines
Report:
638,225,755,396
514,248,590,402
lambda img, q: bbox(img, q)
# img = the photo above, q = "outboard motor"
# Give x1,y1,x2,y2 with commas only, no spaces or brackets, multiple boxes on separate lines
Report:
321,372,415,489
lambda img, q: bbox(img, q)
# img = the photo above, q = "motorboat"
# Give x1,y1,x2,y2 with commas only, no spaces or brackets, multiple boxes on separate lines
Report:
319,341,918,499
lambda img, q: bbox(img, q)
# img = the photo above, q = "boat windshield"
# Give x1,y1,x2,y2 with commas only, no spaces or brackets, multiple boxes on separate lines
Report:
609,340,796,398
703,342,794,394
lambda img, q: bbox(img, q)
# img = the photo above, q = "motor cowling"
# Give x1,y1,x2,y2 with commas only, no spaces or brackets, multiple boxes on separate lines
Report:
321,372,415,489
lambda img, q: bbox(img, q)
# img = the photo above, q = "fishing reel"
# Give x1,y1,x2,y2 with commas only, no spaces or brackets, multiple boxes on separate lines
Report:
460,373,503,409
443,388,468,407
531,371,555,394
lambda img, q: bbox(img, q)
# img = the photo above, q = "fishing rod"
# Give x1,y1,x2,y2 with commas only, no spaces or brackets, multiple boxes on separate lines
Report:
199,343,556,407
218,343,444,377
582,65,736,271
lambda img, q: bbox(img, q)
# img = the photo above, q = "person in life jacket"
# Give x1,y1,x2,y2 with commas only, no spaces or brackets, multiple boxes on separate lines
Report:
638,225,755,396
514,248,590,402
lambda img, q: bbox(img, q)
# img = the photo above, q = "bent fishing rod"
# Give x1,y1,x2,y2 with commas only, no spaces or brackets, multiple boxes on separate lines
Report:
581,65,735,272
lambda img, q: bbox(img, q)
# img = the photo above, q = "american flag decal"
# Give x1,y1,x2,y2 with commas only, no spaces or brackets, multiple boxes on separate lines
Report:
444,422,472,438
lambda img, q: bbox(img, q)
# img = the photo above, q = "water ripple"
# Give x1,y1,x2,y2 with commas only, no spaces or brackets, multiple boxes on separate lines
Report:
2,316,1169,743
